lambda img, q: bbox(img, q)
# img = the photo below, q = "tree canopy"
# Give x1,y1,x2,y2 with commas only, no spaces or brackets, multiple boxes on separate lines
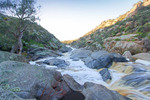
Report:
0,0,40,54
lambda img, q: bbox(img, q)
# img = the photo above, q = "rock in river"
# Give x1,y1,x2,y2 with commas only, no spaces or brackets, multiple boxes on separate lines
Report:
39,58,69,68
82,82,130,100
83,51,127,69
99,68,112,82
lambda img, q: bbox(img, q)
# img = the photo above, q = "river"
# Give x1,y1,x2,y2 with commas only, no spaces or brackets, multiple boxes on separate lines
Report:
30,47,150,100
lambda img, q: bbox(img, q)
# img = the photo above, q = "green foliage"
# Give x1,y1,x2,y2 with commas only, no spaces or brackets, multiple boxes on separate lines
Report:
114,38,121,41
28,40,44,47
136,32,148,38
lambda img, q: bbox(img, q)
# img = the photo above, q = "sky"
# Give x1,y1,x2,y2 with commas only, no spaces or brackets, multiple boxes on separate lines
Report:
37,0,141,41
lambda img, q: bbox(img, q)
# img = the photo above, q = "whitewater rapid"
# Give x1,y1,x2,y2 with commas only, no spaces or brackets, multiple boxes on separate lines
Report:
30,47,125,87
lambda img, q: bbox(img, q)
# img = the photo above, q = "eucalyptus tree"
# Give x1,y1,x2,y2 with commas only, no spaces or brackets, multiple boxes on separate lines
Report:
0,0,40,54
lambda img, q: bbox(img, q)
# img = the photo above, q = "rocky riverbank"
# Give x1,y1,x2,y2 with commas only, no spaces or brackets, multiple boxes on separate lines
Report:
1,46,150,100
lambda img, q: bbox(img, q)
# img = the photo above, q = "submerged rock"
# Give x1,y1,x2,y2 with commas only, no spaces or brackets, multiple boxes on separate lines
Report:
99,68,112,82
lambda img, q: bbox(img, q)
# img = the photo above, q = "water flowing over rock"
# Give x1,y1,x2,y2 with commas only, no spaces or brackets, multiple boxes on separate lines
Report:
121,72,150,88
111,62,149,74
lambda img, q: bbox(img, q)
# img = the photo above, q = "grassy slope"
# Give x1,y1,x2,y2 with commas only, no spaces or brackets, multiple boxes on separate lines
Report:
71,4,150,50
0,13,63,52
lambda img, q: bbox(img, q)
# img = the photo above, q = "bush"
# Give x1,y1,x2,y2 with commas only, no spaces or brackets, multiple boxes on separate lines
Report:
114,38,121,41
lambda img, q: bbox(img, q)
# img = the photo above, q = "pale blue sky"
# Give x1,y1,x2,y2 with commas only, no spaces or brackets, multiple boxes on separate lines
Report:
37,0,141,41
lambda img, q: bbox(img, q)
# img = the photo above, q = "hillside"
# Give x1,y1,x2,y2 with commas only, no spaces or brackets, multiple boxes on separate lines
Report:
0,13,64,52
71,0,150,54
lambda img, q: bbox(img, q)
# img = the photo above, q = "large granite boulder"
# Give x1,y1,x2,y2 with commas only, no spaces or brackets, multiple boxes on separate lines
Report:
70,49,92,60
0,51,27,63
82,82,130,100
0,61,70,100
63,74,83,92
27,47,63,61
83,51,127,69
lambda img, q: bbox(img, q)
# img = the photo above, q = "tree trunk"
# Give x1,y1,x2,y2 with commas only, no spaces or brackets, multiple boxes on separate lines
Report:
11,32,23,54
18,32,23,54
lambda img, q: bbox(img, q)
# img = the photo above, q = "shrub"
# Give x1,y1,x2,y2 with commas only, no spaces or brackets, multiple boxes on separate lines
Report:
114,38,121,41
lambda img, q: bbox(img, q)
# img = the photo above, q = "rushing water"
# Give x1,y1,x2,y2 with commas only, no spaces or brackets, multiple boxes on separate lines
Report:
30,47,150,100
30,48,124,87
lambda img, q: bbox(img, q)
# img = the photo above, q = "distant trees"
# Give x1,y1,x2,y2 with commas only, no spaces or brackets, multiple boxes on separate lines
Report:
0,0,40,54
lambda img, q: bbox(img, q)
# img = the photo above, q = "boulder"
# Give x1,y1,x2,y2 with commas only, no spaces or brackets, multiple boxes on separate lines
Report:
143,38,150,51
0,51,27,63
99,68,112,82
27,47,63,61
104,41,144,54
84,51,127,69
59,45,72,53
122,51,132,59
63,74,83,92
41,59,69,68
0,61,69,100
62,91,85,100
132,53,150,61
82,82,130,100
70,49,92,60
